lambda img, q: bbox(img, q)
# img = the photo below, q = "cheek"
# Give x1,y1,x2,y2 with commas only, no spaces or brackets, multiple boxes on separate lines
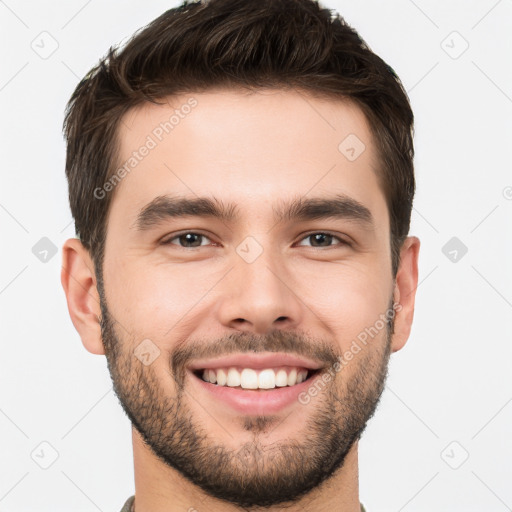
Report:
103,257,223,339
292,261,392,348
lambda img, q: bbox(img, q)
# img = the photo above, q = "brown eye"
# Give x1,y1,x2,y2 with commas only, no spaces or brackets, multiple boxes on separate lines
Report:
297,232,347,248
162,232,212,248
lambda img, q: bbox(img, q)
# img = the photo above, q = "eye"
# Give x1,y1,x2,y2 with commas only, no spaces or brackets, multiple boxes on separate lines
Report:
296,232,348,248
161,231,348,249
161,232,214,248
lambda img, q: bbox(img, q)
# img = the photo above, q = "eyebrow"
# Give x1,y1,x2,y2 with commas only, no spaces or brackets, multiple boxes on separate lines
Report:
133,194,374,231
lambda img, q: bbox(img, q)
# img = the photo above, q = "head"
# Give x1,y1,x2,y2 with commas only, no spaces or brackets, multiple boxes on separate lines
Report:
61,0,419,508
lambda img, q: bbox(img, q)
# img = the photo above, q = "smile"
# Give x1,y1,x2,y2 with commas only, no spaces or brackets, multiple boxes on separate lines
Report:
195,366,318,390
187,353,324,414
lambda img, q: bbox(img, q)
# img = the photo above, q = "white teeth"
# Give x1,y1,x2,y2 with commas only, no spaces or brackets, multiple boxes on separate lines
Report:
201,367,312,389
258,369,276,389
296,370,307,384
216,368,227,386
275,369,288,387
227,367,241,387
240,368,258,389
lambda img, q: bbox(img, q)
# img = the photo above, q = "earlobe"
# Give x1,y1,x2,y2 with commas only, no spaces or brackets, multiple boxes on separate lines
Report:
391,236,420,353
60,238,105,355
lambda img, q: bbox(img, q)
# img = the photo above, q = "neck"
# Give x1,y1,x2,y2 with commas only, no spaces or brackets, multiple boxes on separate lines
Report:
131,428,361,512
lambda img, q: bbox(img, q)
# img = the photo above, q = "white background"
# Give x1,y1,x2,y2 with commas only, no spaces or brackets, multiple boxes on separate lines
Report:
0,1,511,511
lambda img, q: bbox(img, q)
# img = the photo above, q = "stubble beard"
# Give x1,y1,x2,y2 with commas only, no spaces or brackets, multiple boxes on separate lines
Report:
98,287,393,509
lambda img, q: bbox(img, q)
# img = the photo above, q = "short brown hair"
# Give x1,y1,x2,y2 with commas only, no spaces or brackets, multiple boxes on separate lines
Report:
63,0,414,278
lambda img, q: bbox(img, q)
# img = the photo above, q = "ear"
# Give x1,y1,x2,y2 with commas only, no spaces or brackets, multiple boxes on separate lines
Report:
61,238,105,355
390,236,420,353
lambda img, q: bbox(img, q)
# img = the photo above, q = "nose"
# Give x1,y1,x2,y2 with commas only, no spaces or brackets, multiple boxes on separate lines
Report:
215,246,305,335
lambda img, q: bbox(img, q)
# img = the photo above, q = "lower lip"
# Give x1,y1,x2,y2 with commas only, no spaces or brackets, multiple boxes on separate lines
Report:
189,370,321,415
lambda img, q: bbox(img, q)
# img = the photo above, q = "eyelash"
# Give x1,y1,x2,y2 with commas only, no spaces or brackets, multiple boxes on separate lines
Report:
161,231,350,249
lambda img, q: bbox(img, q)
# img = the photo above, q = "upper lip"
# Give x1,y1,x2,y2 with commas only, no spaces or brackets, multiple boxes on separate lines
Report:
187,352,324,371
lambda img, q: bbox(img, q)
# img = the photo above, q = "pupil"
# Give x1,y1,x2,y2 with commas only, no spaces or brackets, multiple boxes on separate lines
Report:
312,233,331,246
182,233,201,247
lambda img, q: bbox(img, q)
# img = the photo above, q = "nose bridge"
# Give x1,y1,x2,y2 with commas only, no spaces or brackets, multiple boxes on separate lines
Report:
216,238,304,334
240,247,285,303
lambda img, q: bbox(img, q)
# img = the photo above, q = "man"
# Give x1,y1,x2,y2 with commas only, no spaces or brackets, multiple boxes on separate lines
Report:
61,0,419,510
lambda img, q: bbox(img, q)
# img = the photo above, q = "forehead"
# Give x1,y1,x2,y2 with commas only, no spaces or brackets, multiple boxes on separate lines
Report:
111,88,388,232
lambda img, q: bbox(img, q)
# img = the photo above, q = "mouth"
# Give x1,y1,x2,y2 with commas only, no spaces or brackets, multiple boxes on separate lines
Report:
192,366,320,390
186,353,325,414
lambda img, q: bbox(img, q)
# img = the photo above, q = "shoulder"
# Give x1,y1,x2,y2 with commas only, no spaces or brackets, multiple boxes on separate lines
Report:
119,495,135,512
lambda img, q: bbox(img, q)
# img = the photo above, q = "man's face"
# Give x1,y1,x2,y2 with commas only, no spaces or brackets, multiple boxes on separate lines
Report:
100,89,397,507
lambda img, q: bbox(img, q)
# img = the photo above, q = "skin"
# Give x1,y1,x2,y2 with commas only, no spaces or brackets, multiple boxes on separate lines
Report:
61,88,420,512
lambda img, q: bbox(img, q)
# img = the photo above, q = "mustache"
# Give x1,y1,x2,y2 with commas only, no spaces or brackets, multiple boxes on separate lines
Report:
171,329,341,386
